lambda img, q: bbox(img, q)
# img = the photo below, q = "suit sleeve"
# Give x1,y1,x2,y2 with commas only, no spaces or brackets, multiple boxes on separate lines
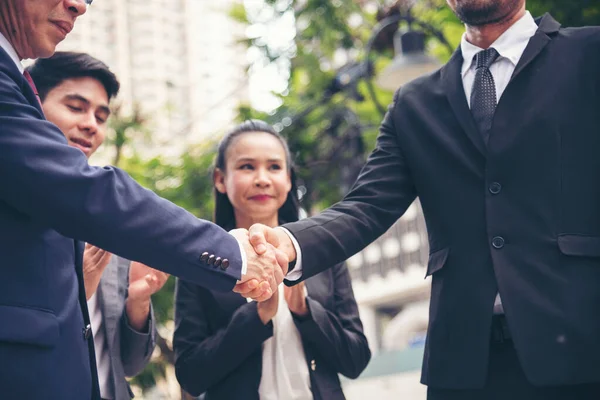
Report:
292,264,371,379
0,62,241,291
282,90,417,281
119,300,157,377
173,278,272,397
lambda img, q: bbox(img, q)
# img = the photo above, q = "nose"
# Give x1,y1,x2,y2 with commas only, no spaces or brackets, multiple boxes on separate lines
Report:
65,0,88,16
254,168,271,187
79,112,98,135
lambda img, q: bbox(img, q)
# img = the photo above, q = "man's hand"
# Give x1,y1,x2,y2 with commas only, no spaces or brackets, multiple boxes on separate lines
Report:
126,261,169,332
248,224,297,263
83,243,112,300
231,228,288,302
257,288,279,325
284,282,308,317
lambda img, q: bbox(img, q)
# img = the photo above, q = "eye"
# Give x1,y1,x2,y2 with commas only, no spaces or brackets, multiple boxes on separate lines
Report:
239,163,254,170
269,164,283,170
67,105,83,112
96,116,107,124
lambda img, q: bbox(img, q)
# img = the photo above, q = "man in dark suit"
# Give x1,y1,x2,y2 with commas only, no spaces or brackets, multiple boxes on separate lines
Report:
242,0,600,398
0,1,284,399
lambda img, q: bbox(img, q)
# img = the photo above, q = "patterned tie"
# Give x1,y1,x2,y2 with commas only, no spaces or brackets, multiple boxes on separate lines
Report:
23,70,42,107
470,48,500,143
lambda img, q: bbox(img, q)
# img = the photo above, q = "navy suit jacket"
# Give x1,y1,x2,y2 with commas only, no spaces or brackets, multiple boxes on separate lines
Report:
0,46,242,399
173,263,371,400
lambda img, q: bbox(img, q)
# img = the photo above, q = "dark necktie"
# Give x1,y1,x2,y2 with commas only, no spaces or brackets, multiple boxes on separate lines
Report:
470,48,500,143
23,70,42,107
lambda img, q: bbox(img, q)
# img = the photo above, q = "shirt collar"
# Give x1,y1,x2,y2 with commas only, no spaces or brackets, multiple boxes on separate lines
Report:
0,31,23,73
460,11,538,78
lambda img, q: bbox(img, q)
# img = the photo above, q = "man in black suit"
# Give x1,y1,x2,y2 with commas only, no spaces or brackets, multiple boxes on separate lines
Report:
0,0,284,399
240,0,600,398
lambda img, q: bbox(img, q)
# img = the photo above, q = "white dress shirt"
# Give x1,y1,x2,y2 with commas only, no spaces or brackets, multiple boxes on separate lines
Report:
284,12,540,297
248,284,313,400
461,11,538,313
88,292,114,399
0,32,24,73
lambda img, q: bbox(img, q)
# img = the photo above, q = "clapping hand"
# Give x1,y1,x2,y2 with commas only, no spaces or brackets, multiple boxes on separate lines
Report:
83,243,112,300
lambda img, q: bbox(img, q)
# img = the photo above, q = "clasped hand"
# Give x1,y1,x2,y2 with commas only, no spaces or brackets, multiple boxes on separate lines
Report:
231,224,297,302
230,227,290,302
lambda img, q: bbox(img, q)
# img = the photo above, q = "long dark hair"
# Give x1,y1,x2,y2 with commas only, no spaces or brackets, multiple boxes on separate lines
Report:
213,120,300,230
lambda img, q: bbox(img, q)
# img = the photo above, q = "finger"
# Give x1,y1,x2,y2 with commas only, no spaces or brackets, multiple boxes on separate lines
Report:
85,243,101,257
248,225,268,254
245,281,271,300
273,265,284,287
254,287,273,302
233,279,259,294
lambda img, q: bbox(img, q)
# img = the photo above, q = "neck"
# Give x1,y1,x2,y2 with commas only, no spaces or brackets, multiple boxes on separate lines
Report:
464,7,526,49
234,212,279,231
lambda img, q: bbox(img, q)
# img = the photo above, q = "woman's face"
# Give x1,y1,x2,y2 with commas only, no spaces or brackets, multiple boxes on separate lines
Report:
215,131,292,227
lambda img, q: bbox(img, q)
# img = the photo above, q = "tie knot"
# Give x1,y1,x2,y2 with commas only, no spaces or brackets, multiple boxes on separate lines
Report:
474,48,499,69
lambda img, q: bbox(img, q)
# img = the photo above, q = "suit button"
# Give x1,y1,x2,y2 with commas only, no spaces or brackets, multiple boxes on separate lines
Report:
82,324,92,341
310,359,316,371
214,257,222,267
208,254,216,265
489,182,502,194
200,252,209,262
220,259,229,270
492,236,505,249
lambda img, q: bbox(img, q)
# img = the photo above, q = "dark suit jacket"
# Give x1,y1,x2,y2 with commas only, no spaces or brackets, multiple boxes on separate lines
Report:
173,263,371,400
282,14,600,389
0,47,242,399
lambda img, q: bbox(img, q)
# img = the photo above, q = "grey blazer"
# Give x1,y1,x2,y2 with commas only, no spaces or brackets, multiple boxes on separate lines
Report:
96,256,157,399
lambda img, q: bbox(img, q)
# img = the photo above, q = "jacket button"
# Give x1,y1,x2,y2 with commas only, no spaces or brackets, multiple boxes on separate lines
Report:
207,254,216,265
220,259,229,270
492,236,505,249
82,324,92,341
214,257,222,267
200,252,209,262
310,359,316,371
489,182,502,194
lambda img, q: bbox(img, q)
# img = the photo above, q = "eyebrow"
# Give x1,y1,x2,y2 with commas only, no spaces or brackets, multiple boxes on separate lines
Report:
64,94,111,116
235,157,284,163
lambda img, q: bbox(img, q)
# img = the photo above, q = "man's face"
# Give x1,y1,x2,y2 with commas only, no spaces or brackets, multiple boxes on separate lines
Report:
446,0,524,26
42,77,110,159
1,0,87,59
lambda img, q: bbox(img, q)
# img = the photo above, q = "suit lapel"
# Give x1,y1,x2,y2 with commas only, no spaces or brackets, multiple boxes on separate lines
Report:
442,49,487,156
509,13,560,83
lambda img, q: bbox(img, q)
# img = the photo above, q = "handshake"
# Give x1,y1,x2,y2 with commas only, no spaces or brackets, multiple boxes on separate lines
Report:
230,224,297,302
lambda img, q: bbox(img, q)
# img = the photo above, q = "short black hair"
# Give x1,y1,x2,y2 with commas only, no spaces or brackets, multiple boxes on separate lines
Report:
26,51,120,102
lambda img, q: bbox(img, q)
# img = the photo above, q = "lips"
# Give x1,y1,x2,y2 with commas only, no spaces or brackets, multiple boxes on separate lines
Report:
70,137,93,154
249,194,273,202
51,21,73,37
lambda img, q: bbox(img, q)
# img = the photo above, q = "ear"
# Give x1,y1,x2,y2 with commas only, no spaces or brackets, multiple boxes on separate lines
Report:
213,168,227,194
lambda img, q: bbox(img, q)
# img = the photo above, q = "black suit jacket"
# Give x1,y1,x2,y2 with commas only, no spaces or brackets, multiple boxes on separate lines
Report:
282,14,600,389
173,263,371,400
0,45,243,399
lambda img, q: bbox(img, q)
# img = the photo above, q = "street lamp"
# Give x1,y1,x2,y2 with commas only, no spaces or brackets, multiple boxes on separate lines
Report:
364,11,454,114
376,29,441,91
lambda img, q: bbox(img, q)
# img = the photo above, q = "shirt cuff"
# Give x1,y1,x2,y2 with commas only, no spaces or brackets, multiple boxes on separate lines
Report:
230,233,248,276
278,227,303,281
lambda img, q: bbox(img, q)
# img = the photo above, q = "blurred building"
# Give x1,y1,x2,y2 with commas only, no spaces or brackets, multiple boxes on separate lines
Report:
58,0,249,158
342,200,431,400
